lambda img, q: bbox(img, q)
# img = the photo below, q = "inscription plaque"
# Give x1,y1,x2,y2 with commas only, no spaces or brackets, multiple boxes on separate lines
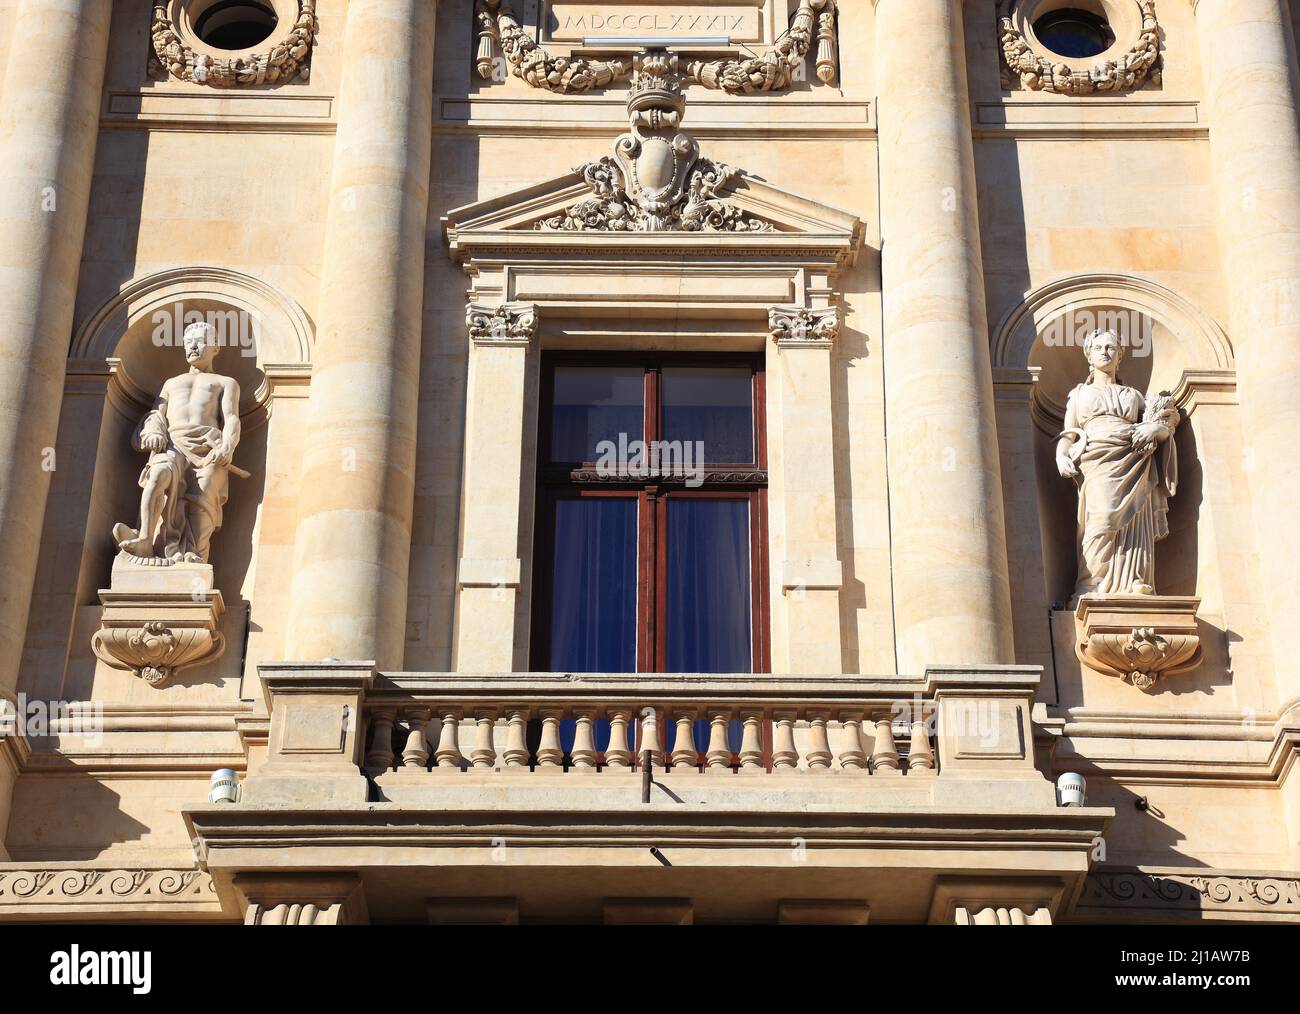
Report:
544,2,771,45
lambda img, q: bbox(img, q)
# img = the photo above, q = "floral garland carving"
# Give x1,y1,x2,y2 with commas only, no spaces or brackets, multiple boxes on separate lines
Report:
476,0,837,95
997,0,1160,95
149,1,318,87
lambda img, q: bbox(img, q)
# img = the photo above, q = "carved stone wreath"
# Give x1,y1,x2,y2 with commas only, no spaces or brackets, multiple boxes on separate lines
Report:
997,0,1160,95
475,0,838,95
149,0,318,87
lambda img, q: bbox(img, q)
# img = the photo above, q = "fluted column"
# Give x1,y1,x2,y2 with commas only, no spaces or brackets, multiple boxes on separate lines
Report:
874,0,1013,673
0,0,112,859
284,0,436,667
1195,0,1300,697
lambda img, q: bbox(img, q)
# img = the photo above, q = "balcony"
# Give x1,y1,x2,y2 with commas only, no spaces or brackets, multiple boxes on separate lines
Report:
183,663,1112,924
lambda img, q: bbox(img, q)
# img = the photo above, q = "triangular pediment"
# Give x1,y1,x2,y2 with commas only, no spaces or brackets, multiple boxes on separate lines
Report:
442,165,865,268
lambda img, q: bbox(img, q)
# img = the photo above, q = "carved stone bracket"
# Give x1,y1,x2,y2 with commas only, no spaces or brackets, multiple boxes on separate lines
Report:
770,305,839,346
475,1,837,94
149,1,318,87
996,0,1160,95
92,557,225,688
467,301,538,345
1075,595,1202,692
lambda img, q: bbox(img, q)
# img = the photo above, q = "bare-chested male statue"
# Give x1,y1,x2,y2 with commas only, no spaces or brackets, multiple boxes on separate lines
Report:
113,321,241,563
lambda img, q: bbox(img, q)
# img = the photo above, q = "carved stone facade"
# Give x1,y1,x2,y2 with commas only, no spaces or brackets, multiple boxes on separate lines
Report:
1,0,1299,930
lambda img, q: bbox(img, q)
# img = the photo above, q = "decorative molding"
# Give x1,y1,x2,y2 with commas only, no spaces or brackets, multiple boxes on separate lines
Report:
466,301,539,344
1077,869,1300,921
537,52,771,233
769,305,839,346
0,868,217,907
476,1,837,95
996,0,1160,96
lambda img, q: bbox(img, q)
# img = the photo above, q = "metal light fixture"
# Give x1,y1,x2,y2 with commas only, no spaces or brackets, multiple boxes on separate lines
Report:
1056,772,1087,807
208,768,240,804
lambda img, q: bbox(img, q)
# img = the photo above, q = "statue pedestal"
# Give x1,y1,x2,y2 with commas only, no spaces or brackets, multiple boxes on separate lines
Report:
91,553,226,688
1073,595,1202,693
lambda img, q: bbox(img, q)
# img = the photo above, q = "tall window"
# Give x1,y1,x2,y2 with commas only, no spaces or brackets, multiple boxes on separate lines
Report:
534,353,769,673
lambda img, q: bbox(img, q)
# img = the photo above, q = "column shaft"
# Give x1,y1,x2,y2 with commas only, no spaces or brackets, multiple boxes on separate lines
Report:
0,0,112,699
285,0,436,667
1195,0,1300,695
875,0,1014,672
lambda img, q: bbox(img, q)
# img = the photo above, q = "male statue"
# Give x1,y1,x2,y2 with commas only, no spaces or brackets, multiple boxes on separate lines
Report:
113,321,242,563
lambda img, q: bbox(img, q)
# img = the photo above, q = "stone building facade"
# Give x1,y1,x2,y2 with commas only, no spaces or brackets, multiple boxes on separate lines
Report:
0,0,1297,925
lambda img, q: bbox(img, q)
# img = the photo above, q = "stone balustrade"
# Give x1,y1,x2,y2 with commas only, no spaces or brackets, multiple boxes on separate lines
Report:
349,668,1042,780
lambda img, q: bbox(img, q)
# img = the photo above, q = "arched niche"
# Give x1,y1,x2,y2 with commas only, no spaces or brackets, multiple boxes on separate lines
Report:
991,272,1235,611
55,267,313,699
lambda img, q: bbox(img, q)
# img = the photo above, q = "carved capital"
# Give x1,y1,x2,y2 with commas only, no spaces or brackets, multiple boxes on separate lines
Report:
466,301,538,345
1075,595,1202,692
770,305,839,346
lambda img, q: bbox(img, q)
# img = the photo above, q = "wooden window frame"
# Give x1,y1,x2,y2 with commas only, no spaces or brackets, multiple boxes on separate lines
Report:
532,351,771,674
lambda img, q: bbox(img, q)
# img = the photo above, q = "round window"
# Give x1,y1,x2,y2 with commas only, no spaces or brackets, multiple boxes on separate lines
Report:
194,1,279,51
1033,9,1114,59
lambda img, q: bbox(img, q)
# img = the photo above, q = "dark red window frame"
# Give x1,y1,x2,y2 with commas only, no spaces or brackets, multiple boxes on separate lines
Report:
532,351,771,674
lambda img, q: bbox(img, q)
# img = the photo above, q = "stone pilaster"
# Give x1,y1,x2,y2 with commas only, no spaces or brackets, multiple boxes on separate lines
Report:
284,0,437,667
770,305,844,673
1194,0,1300,697
874,0,1014,673
0,0,112,854
453,303,537,671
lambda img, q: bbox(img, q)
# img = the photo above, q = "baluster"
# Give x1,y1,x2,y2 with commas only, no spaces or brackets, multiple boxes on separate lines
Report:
871,711,901,775
836,709,867,773
908,709,935,775
571,707,598,772
401,706,431,769
772,709,799,772
604,707,633,771
670,708,699,772
502,707,530,768
738,708,764,774
639,707,664,768
364,707,396,772
536,707,564,770
433,708,464,773
806,708,832,772
471,708,497,769
705,708,733,774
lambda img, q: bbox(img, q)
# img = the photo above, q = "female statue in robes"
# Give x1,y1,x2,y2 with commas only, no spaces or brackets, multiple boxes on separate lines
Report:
1056,329,1180,599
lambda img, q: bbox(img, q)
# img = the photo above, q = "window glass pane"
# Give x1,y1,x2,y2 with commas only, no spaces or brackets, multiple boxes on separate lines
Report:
661,367,754,464
551,367,644,463
666,499,752,672
549,498,638,672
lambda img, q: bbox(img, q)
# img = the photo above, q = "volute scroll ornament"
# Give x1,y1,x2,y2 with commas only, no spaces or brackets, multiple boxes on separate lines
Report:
466,302,539,344
769,306,840,346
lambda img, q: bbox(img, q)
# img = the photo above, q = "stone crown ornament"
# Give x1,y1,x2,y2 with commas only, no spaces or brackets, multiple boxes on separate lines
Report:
537,52,770,234
997,0,1160,95
149,1,318,87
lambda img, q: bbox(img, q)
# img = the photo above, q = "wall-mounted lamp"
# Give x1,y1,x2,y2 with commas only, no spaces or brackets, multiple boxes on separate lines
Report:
1056,772,1087,807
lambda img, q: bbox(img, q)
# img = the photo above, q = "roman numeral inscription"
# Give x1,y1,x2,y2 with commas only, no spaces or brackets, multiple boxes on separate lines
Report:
545,4,764,44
